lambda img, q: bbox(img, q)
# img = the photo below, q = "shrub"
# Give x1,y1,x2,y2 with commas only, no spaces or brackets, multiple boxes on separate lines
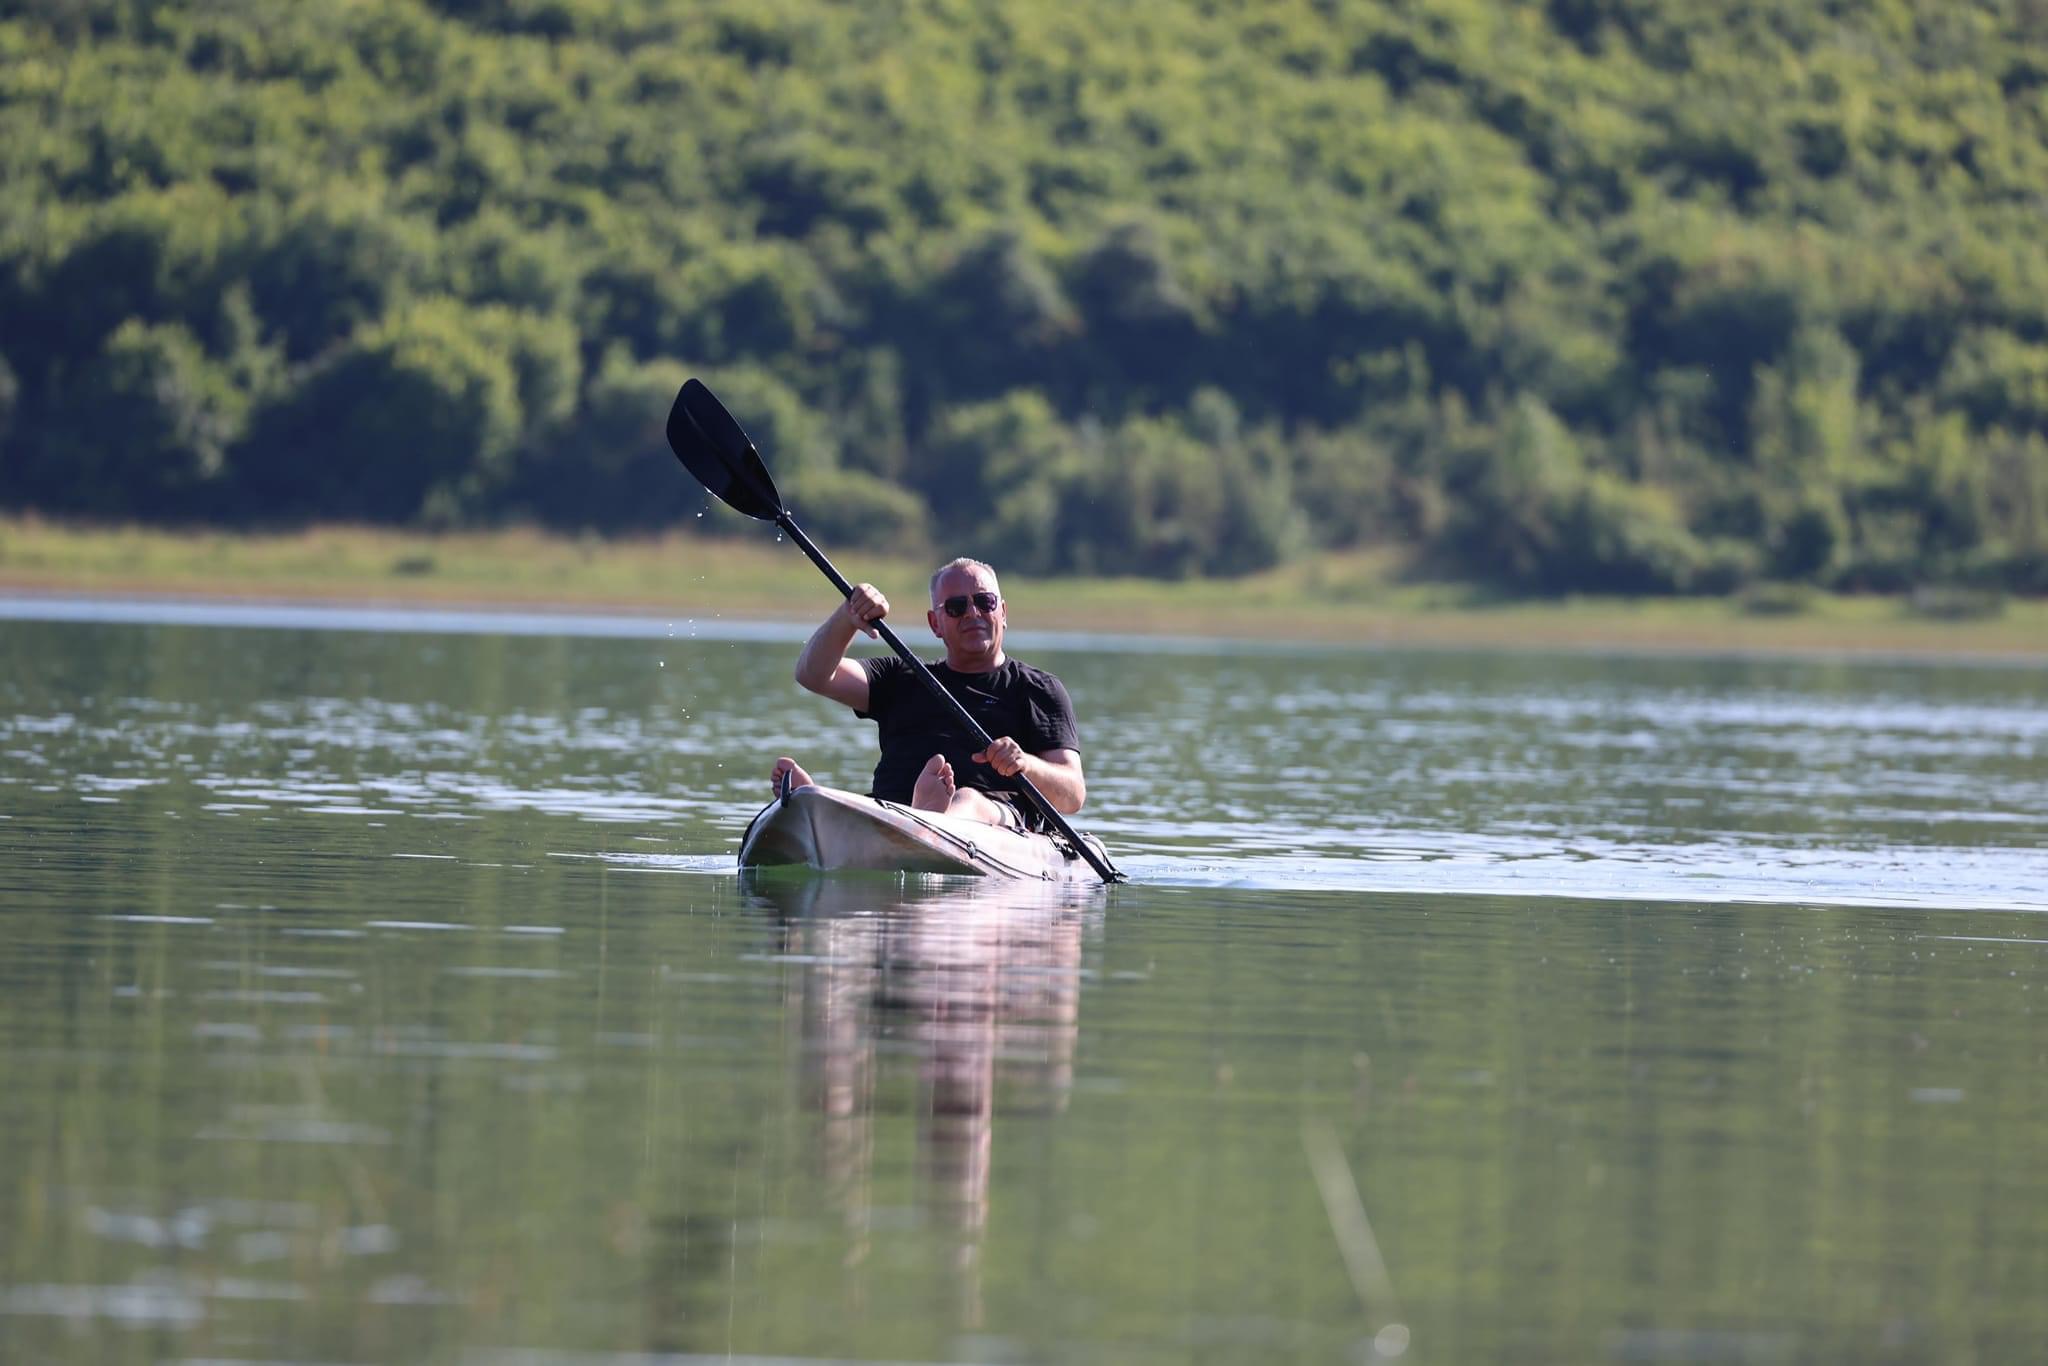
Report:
1291,425,1398,549
1768,491,1849,581
27,320,246,516
1548,472,1718,593
917,388,1070,522
513,346,694,530
1939,328,2048,432
692,363,837,479
233,299,523,521
245,194,437,361
782,465,930,552
0,354,16,458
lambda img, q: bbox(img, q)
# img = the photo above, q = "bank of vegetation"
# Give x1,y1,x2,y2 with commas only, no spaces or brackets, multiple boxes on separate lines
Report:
3,0,2045,596
7,516,2044,658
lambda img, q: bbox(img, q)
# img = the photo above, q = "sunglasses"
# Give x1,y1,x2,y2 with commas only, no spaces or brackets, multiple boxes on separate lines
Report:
939,591,1001,618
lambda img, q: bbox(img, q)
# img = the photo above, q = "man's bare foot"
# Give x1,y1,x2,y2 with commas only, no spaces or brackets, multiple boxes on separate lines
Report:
770,756,813,796
911,753,955,812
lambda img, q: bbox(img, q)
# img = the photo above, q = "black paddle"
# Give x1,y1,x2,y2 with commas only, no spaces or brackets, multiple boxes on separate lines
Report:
665,377,1125,884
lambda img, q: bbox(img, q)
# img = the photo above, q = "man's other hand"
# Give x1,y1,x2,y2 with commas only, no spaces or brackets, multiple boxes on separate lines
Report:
971,736,1026,776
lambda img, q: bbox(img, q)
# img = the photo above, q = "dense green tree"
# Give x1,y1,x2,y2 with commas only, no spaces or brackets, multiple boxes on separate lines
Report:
234,299,525,522
920,389,1084,572
2,0,2046,590
0,354,17,457
33,319,247,515
782,465,930,552
510,345,693,529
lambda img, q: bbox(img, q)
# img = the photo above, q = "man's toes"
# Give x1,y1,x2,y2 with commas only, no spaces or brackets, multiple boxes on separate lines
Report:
911,756,956,810
770,756,812,794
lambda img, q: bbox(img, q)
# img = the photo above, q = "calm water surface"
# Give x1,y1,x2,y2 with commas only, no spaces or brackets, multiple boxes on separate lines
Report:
2,602,2044,1364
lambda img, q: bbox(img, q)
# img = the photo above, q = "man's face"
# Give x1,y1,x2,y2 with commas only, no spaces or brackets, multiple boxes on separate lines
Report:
928,564,1005,666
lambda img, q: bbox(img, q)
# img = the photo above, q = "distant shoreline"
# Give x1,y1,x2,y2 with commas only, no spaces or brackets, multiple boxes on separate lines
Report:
1,519,2043,661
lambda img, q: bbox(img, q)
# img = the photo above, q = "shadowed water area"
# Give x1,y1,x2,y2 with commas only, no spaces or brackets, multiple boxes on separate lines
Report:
2,602,2044,1364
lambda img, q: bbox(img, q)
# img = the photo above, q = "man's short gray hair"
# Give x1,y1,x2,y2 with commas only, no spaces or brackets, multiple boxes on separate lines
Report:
929,557,1000,603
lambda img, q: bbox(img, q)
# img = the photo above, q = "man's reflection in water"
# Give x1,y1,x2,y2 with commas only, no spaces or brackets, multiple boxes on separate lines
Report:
750,875,1094,1328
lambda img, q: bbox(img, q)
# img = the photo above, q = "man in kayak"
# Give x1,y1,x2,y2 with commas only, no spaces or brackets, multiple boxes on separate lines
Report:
769,557,1085,831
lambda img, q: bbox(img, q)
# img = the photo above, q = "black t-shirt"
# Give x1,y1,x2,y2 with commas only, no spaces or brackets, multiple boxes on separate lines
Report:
857,655,1081,807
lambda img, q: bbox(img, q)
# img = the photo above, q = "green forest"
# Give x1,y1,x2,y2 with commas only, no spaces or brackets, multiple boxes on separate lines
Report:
3,0,2046,592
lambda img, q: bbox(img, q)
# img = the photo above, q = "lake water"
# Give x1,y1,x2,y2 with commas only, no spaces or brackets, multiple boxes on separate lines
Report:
2,600,2044,1364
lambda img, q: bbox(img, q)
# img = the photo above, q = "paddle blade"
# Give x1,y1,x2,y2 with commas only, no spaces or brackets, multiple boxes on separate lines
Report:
665,378,783,521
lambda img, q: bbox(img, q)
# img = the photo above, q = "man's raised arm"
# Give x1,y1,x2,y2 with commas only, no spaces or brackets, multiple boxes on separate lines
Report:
794,583,888,712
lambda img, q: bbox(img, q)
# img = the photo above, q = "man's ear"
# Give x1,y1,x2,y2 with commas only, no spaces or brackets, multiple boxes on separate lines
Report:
927,609,942,638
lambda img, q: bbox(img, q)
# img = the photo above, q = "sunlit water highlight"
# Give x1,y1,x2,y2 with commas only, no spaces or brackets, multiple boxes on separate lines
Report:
2,597,2041,909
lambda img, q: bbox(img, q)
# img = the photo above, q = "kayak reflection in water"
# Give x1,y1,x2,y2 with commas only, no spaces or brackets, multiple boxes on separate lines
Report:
753,876,1092,1325
771,557,1086,834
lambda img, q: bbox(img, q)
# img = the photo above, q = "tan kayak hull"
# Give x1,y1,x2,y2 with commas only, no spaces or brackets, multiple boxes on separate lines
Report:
738,783,1102,881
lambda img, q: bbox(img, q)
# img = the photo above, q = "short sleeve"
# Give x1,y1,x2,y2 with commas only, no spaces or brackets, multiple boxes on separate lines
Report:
856,654,906,719
1027,671,1081,753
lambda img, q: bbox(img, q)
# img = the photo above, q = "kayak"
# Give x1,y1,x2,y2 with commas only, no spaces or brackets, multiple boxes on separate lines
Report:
738,782,1108,881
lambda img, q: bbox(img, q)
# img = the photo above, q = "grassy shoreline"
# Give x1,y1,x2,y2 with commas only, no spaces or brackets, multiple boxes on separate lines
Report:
2,517,2043,659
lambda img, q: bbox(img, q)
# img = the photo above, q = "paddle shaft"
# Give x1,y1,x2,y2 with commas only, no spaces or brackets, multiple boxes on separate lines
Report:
773,511,1124,883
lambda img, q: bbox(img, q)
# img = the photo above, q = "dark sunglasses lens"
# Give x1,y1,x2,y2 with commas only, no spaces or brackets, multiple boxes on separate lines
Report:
942,593,999,618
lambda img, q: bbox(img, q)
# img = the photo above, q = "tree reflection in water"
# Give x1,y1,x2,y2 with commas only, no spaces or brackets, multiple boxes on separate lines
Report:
745,874,1098,1328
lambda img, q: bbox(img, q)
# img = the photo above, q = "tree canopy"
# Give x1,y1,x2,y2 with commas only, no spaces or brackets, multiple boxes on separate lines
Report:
3,0,2045,591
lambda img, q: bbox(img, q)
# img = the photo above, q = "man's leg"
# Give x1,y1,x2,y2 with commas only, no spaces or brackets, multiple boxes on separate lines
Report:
946,788,1021,828
912,753,1017,828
